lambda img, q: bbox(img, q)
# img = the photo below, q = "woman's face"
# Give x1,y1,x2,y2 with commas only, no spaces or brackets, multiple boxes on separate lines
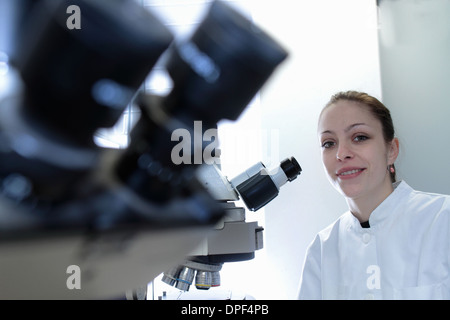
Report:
318,100,398,201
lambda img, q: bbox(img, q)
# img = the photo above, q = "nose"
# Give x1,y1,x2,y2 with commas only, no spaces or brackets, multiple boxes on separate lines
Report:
336,143,353,161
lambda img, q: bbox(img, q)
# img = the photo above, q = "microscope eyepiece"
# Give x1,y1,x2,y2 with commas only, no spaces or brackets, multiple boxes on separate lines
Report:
230,156,302,212
16,0,173,146
280,157,302,182
163,0,288,126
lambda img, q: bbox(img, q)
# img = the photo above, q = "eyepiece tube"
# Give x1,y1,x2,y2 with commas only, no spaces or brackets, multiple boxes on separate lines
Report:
231,157,302,211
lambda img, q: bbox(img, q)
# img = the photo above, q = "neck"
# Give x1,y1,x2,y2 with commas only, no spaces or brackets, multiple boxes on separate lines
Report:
346,181,394,223
347,199,378,223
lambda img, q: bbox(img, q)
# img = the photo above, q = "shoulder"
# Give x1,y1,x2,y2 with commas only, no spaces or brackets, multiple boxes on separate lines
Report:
400,181,450,216
395,181,450,234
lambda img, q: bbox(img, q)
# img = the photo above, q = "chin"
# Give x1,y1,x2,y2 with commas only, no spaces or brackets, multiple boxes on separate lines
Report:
335,182,363,199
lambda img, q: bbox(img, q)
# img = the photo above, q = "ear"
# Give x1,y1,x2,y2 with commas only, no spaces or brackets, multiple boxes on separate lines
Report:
387,137,399,165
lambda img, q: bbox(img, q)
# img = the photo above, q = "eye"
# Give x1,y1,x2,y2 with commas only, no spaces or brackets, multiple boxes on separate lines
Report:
321,140,335,149
353,135,369,142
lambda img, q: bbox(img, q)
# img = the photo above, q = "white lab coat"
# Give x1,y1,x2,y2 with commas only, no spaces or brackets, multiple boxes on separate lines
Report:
298,181,450,299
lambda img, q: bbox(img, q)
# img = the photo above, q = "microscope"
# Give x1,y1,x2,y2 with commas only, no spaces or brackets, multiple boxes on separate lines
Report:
0,0,299,299
160,156,301,294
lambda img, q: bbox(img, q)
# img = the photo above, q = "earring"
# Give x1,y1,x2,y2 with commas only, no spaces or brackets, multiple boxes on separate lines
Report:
389,165,395,173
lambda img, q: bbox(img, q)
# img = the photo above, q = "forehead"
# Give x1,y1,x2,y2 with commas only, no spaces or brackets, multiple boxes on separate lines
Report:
318,100,380,134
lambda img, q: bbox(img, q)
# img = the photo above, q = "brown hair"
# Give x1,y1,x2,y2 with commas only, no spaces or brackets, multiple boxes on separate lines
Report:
322,91,397,182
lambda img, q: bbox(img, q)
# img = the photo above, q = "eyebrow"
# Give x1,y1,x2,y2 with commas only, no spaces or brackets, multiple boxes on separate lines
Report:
320,123,367,135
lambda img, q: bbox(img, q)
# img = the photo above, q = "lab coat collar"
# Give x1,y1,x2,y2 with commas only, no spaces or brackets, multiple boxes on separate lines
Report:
347,180,413,230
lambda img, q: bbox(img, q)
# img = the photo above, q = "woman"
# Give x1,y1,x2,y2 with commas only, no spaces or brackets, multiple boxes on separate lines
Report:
297,91,450,299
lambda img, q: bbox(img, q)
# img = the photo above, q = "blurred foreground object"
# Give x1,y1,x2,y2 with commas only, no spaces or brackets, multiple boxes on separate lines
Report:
0,0,289,298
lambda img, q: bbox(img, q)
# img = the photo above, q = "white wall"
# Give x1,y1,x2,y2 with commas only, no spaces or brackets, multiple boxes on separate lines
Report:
378,0,450,195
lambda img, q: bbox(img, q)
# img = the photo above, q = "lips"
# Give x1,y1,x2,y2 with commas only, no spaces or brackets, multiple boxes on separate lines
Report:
336,167,366,179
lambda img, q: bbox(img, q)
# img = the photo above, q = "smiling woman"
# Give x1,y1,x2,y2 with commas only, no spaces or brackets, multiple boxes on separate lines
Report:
317,91,399,223
298,90,450,300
